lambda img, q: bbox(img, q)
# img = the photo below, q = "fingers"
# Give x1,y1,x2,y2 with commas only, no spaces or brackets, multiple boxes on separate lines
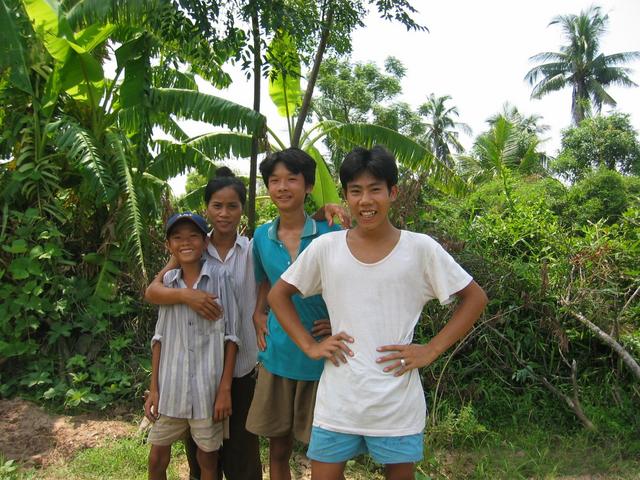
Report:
376,344,423,376
337,210,352,228
256,330,267,351
311,319,332,337
190,292,223,321
316,332,355,365
144,400,158,422
214,406,232,422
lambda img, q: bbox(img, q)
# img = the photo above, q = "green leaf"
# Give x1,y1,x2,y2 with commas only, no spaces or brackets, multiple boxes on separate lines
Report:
48,322,73,344
107,130,147,281
328,122,467,196
0,1,33,93
267,31,302,118
52,117,114,201
43,387,58,400
306,145,341,208
149,132,259,180
3,239,28,254
151,88,266,135
120,55,149,108
22,0,74,61
9,257,33,280
74,22,115,52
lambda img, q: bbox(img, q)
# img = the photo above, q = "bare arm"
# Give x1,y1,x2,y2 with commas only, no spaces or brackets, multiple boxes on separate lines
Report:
377,280,488,375
144,257,222,321
268,279,354,366
252,280,270,351
144,342,161,422
213,341,237,422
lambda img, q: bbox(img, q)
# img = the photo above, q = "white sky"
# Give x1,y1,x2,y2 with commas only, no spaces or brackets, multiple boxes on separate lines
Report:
170,0,640,195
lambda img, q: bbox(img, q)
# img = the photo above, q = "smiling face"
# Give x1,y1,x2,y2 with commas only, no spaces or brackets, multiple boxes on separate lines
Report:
267,162,312,213
206,185,243,236
166,220,206,265
344,171,398,231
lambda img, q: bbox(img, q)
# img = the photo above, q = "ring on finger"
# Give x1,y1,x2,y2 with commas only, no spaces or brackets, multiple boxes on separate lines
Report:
400,358,406,367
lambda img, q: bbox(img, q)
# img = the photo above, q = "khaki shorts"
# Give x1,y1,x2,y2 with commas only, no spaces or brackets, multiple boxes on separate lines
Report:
245,365,318,443
148,415,223,452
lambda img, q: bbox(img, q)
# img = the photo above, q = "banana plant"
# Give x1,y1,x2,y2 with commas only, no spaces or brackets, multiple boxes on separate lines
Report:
1,0,267,289
266,31,466,206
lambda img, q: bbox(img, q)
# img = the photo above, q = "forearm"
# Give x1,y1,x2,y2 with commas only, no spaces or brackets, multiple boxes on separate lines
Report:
145,258,180,305
150,342,161,392
422,281,487,364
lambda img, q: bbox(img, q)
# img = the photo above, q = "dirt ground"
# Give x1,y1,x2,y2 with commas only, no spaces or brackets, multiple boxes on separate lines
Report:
0,398,312,479
0,398,620,480
0,398,135,468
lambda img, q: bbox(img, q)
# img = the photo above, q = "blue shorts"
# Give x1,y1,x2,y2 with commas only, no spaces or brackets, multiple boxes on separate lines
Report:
306,426,424,465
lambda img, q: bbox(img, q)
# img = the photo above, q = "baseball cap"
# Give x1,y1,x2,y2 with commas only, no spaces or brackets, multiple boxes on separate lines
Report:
165,212,209,238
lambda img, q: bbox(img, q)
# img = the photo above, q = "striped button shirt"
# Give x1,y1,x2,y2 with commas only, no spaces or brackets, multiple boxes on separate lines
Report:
206,234,258,378
151,261,240,419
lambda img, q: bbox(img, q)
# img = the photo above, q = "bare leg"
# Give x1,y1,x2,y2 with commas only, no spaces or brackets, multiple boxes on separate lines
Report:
311,460,346,480
148,444,171,480
385,463,415,480
184,433,201,480
196,447,218,480
269,435,293,480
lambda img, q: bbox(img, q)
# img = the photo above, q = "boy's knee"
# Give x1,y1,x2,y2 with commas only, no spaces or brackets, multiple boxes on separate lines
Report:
148,445,171,472
196,448,218,471
269,436,293,462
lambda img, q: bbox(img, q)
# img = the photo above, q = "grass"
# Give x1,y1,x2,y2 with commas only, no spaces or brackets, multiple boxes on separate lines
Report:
1,439,187,480
2,425,639,480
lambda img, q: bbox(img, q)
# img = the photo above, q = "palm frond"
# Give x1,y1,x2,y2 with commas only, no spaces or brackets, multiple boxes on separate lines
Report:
329,123,467,196
150,88,267,135
152,66,198,90
149,132,258,180
0,1,33,94
106,130,147,281
66,0,166,29
148,140,216,180
51,117,115,202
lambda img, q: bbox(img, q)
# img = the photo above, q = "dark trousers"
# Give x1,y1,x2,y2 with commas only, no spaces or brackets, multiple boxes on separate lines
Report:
187,370,262,480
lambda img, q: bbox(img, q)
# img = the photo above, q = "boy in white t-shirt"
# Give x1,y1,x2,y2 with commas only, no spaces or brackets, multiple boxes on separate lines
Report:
267,146,488,479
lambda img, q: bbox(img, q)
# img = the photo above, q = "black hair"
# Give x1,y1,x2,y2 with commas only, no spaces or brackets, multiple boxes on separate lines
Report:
204,166,247,206
339,145,398,191
259,147,316,188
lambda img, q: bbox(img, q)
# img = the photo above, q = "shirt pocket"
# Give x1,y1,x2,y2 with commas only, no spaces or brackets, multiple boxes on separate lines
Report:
196,315,224,336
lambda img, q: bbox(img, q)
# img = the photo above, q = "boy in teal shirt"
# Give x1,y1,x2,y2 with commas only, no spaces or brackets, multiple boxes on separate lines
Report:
246,148,341,479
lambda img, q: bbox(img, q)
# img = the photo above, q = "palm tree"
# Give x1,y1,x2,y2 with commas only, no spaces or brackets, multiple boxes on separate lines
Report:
417,94,471,167
525,5,640,125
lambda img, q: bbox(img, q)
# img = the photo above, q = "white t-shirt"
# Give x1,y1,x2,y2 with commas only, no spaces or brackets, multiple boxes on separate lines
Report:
281,229,473,436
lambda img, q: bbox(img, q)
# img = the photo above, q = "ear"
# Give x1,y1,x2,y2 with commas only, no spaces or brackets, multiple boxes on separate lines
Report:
390,185,399,202
305,183,314,194
165,239,174,255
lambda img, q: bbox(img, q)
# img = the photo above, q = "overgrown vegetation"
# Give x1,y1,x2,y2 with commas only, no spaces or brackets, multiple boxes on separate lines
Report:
1,0,639,477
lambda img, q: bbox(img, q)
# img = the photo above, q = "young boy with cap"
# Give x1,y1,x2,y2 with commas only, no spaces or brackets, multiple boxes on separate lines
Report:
145,212,240,480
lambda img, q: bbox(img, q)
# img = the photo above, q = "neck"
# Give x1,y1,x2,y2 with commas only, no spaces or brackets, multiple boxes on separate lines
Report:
278,208,306,230
354,219,397,240
211,230,237,248
181,261,202,287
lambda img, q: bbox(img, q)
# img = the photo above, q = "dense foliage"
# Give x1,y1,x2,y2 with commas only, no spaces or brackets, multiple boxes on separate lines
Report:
0,2,638,470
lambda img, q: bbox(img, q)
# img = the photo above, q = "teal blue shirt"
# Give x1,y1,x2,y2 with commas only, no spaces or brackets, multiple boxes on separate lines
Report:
253,215,340,381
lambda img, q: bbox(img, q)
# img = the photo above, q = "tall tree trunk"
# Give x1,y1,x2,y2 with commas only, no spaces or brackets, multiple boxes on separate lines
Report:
290,3,334,148
247,8,262,235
